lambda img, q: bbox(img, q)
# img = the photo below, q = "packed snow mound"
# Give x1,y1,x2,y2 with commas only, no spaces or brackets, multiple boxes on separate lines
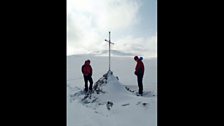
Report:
93,70,134,102
69,70,131,106
69,70,155,109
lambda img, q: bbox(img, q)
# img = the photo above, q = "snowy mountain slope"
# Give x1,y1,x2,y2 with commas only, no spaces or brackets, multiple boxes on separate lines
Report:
91,50,134,56
67,55,157,91
67,55,157,126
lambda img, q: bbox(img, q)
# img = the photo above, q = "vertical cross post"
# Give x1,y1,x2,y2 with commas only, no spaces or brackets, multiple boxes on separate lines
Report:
105,31,114,71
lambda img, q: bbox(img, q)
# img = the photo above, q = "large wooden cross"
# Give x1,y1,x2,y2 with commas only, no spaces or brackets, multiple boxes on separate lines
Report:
105,31,114,71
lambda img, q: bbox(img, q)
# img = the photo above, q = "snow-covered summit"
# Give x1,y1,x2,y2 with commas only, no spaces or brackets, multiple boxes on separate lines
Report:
67,55,157,126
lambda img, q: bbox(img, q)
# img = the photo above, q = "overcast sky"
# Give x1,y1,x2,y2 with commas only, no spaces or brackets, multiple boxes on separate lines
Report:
67,0,157,58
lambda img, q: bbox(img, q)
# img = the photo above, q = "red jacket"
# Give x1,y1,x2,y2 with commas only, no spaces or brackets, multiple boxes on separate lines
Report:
135,60,144,76
81,62,92,76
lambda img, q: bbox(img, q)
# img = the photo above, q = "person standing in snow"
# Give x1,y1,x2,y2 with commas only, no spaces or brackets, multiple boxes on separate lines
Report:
134,56,145,96
81,59,93,92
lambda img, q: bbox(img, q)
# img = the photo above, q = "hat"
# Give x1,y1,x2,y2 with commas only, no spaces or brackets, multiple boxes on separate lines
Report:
85,59,90,64
139,57,143,60
134,56,138,60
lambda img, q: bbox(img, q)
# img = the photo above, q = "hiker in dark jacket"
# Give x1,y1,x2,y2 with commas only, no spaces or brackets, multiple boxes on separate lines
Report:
81,59,93,92
134,56,145,95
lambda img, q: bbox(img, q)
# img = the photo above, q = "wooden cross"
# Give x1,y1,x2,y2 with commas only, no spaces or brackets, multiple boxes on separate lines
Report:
105,31,114,71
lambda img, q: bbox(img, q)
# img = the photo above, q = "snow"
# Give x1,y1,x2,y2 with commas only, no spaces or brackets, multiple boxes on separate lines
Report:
67,55,157,126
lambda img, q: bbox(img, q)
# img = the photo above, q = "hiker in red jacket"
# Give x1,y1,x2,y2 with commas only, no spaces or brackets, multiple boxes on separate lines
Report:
134,56,145,96
81,59,93,92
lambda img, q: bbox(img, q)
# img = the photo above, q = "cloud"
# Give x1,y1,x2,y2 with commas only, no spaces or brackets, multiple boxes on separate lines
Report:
114,33,157,57
67,0,156,58
67,0,141,30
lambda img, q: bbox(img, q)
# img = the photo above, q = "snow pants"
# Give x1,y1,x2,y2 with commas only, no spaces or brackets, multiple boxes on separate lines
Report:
84,75,93,92
137,74,143,95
